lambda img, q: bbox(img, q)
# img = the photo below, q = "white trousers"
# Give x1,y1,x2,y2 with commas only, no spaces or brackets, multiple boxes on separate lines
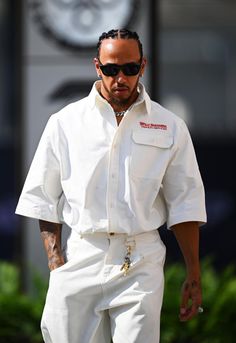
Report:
41,230,166,343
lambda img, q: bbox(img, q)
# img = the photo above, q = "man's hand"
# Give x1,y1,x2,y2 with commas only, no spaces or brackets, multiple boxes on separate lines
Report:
172,221,202,321
47,253,65,272
179,277,202,321
39,220,65,271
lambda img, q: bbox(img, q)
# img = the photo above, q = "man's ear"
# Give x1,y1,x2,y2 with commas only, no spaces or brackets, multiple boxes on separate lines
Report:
140,57,147,77
94,58,101,77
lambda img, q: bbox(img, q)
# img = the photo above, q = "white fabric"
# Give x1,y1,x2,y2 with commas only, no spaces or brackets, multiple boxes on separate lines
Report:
15,81,206,234
41,230,166,343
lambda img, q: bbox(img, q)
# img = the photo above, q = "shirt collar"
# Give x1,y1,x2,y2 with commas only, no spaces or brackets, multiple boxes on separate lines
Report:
87,81,151,115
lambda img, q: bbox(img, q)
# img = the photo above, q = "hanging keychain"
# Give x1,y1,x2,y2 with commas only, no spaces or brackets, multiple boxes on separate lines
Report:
120,237,136,276
120,245,132,276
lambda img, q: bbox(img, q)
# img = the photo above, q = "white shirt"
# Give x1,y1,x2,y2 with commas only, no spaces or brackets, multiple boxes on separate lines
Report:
15,82,207,235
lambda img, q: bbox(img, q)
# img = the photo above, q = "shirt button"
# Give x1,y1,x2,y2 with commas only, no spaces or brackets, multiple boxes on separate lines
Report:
111,173,115,179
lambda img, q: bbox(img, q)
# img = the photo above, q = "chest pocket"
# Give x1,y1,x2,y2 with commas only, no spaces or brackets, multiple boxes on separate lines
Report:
130,130,174,179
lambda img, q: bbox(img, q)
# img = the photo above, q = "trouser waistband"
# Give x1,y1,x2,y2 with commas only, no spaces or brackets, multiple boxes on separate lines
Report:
78,230,161,245
65,229,164,277
78,230,159,238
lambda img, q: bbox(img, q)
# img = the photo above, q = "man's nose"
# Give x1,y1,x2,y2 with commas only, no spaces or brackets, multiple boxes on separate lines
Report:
116,70,127,83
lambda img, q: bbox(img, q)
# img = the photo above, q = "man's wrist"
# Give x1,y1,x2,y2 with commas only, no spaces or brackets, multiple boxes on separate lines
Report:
186,263,201,279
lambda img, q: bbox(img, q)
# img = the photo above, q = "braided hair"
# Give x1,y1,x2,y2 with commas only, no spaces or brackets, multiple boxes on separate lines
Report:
97,29,143,59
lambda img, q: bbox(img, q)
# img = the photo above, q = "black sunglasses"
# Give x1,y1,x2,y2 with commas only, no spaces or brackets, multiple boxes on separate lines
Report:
98,59,142,77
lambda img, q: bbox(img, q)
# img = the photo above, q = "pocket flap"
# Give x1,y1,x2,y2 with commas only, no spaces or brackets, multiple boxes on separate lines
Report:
132,130,173,148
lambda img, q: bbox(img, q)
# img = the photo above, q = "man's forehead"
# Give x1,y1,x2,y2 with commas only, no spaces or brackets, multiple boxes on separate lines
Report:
99,38,140,60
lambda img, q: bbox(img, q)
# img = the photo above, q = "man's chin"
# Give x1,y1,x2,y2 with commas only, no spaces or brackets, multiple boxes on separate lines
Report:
110,96,130,106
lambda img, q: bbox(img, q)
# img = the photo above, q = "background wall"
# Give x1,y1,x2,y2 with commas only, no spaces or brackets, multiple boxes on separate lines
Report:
159,0,236,268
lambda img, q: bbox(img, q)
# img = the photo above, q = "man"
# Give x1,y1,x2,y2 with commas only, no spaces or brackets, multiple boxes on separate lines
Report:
16,29,206,343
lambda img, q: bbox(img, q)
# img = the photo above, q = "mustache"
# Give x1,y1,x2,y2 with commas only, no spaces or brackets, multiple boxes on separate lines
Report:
112,85,129,91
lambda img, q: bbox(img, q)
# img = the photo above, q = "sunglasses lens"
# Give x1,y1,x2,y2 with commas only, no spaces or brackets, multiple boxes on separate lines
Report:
100,64,119,76
100,63,141,76
123,63,141,76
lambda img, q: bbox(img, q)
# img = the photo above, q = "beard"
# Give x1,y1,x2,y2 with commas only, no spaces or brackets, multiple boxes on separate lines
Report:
101,78,139,109
109,95,130,107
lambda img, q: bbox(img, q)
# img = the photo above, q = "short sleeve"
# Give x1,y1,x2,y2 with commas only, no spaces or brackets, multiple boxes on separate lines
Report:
15,115,63,223
162,121,207,229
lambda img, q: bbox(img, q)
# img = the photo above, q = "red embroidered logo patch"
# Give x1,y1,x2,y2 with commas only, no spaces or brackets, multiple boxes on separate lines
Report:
139,122,167,130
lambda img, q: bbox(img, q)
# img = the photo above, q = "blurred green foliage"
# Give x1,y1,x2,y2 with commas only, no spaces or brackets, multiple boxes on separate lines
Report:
0,261,46,343
0,258,236,342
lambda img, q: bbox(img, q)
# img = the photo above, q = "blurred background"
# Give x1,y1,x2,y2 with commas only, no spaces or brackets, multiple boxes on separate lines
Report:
0,0,236,342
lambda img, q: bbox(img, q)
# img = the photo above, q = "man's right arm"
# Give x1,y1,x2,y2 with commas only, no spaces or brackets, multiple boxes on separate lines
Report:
39,220,65,271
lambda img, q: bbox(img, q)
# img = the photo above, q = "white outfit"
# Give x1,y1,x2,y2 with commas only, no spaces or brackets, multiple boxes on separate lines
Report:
15,82,206,343
15,82,206,233
41,230,166,343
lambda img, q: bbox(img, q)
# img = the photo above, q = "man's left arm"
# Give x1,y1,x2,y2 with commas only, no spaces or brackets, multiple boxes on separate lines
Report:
172,221,202,322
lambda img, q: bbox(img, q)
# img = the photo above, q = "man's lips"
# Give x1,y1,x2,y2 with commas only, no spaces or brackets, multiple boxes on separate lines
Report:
113,86,129,93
